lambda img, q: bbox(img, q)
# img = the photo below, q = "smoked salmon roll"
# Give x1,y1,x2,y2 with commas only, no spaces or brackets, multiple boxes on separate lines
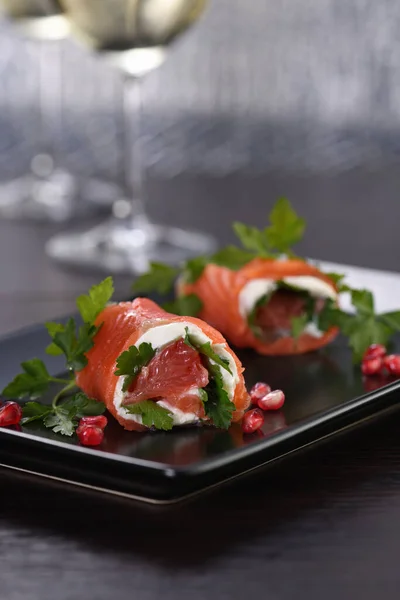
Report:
180,258,339,355
76,298,249,432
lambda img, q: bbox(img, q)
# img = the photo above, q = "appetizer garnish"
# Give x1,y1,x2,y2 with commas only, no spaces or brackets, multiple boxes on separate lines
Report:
1,280,250,439
242,409,265,434
383,355,400,376
132,198,400,362
1,278,114,439
256,389,285,411
249,382,272,405
75,297,249,431
0,401,23,427
360,344,400,377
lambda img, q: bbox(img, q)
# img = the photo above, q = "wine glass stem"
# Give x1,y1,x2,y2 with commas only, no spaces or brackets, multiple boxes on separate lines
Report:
37,40,59,166
120,74,149,223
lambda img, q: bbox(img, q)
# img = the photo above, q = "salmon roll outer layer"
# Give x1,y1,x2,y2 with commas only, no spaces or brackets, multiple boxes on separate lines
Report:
76,298,249,431
180,257,339,355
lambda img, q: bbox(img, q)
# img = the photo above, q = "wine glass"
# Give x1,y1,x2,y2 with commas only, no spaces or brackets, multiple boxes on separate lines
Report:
0,0,120,221
46,0,216,273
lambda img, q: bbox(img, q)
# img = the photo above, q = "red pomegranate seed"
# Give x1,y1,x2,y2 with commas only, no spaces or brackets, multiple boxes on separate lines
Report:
78,415,108,430
242,409,264,434
363,344,387,361
257,389,285,411
250,382,272,404
383,354,400,376
361,357,384,376
0,401,22,427
77,425,104,447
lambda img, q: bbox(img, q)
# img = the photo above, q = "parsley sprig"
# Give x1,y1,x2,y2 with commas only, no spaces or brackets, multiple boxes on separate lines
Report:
125,400,174,431
2,278,114,436
115,343,156,392
131,197,305,315
317,288,400,362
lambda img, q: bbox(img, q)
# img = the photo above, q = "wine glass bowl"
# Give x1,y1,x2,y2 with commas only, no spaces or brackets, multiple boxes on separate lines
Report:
0,0,70,39
59,0,207,77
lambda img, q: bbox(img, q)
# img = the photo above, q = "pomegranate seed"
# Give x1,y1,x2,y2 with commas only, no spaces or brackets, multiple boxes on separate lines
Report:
383,354,400,376
257,389,285,411
78,415,108,431
242,409,264,434
363,344,386,361
250,382,272,404
77,425,104,447
361,357,384,376
0,402,22,427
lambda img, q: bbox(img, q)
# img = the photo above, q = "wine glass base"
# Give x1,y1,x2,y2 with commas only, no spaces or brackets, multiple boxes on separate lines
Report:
0,170,121,222
46,219,217,274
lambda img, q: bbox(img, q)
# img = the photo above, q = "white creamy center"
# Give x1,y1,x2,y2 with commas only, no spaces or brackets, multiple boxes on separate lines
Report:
113,322,239,427
282,276,337,301
238,279,277,318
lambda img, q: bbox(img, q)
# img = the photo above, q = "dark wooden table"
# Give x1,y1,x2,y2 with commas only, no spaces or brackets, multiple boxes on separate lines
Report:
2,171,400,599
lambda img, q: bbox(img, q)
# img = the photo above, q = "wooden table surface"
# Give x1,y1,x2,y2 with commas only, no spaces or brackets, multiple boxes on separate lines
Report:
2,171,400,599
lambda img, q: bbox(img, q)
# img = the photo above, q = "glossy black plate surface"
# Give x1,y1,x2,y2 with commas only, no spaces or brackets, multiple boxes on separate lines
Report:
1,321,400,503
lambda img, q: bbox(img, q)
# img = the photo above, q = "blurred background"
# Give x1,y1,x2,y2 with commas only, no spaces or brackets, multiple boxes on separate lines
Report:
1,0,400,331
2,0,400,180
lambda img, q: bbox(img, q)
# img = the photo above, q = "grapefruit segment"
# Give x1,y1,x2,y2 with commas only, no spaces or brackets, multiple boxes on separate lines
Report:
123,339,209,410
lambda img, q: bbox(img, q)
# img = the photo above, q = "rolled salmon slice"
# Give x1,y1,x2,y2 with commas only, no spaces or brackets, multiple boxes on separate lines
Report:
76,298,249,431
180,257,339,355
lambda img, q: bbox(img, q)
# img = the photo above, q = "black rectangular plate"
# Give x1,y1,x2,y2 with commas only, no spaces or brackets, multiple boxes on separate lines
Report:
1,321,400,504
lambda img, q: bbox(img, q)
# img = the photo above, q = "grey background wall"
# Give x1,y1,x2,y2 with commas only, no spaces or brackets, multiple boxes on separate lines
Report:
0,0,400,182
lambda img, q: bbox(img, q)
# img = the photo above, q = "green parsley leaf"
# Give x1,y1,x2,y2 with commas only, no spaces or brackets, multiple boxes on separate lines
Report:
115,342,156,392
2,359,51,400
198,343,232,375
325,272,346,286
211,246,256,270
182,257,208,283
61,392,106,418
380,311,400,331
45,322,65,356
183,326,197,350
316,301,344,331
21,402,52,425
341,314,392,363
132,262,179,295
182,329,232,374
202,363,235,429
162,294,203,317
44,408,76,437
317,295,396,363
323,272,352,293
73,323,101,371
125,400,174,431
48,319,99,372
76,277,114,324
265,197,305,254
290,314,309,341
182,329,234,428
350,289,374,315
233,222,273,256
